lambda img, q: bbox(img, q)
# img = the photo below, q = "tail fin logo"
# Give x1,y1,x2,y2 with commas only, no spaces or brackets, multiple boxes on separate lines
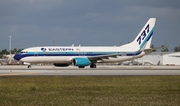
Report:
137,24,150,45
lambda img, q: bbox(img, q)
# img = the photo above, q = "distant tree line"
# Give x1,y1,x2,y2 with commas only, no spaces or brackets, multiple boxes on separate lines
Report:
0,48,23,58
174,46,180,52
151,45,180,52
161,45,169,52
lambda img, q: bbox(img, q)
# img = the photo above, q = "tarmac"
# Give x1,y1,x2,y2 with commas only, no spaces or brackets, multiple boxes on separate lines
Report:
0,65,180,76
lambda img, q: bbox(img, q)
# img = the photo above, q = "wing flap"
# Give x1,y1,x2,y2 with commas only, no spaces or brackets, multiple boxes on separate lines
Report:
88,54,119,61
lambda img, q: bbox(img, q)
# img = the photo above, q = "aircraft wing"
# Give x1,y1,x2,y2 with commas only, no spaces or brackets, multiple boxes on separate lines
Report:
88,54,120,61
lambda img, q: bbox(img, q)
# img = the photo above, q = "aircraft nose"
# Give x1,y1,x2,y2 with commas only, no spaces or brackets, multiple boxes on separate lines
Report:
14,54,22,61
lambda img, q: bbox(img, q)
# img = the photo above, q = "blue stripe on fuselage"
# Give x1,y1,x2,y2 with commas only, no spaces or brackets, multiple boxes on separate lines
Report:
16,51,142,59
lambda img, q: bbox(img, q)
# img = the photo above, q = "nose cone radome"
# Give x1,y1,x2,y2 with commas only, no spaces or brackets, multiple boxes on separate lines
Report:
14,54,21,61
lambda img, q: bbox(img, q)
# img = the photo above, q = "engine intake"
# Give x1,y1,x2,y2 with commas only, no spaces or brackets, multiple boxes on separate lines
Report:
73,58,91,66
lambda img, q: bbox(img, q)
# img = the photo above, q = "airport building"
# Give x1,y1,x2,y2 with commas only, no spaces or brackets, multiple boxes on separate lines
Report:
137,52,180,66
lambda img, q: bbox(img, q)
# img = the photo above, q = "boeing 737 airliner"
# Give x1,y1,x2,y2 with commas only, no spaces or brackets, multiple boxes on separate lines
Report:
14,18,156,68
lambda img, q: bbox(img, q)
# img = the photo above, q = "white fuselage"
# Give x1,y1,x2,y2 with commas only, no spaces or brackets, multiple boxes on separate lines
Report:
17,46,145,64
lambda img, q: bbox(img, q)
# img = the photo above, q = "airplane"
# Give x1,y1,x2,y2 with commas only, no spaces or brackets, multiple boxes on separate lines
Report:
14,18,156,68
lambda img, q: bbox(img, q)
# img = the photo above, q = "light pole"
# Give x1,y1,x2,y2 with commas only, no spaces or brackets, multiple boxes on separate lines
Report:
9,36,12,64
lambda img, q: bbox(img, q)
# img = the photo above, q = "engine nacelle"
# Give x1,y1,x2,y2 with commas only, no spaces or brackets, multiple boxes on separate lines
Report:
53,63,69,67
73,58,91,66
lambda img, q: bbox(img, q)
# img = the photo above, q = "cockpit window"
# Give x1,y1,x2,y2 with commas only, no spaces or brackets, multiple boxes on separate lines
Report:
20,51,28,53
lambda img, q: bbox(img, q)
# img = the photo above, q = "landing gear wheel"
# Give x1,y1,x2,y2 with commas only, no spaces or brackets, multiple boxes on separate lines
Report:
27,65,31,68
90,63,96,68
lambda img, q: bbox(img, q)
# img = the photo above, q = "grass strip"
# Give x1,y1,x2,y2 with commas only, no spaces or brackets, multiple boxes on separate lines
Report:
0,76,179,106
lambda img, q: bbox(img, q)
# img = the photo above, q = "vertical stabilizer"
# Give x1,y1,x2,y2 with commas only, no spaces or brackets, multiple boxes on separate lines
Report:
121,18,156,51
135,18,156,50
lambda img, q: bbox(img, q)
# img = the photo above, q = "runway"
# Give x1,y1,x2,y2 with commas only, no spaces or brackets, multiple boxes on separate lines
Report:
0,65,180,76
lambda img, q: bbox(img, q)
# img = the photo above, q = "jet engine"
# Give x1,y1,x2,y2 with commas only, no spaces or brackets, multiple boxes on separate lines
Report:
73,57,91,67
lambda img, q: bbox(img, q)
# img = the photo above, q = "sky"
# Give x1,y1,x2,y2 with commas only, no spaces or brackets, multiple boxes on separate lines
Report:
0,0,180,51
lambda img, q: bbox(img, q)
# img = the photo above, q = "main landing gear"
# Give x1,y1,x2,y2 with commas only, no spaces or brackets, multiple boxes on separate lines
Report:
27,65,31,68
78,63,96,68
90,63,96,68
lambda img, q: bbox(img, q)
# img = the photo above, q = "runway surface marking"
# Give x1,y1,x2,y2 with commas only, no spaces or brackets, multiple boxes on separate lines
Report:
0,65,180,76
0,72,38,76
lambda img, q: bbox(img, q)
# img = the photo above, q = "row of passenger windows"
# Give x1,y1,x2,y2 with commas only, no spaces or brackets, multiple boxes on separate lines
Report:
42,52,119,54
20,51,28,53
20,51,122,54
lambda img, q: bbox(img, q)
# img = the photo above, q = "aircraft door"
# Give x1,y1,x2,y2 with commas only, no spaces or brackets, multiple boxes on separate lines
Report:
77,48,85,56
34,48,38,57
